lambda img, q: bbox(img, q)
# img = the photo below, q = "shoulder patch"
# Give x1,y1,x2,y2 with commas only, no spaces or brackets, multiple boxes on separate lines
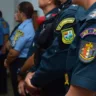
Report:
61,28,76,44
56,18,75,31
80,28,96,38
79,40,96,63
2,22,7,28
12,30,24,46
13,30,24,46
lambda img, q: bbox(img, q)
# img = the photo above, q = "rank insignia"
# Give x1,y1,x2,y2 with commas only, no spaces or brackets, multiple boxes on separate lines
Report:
79,40,96,63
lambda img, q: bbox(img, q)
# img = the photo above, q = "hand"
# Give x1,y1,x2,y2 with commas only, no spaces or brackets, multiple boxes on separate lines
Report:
4,59,9,68
25,72,40,95
18,80,26,96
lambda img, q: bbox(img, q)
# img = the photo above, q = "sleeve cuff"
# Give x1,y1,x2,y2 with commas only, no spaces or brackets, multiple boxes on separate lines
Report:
31,74,41,88
71,74,96,92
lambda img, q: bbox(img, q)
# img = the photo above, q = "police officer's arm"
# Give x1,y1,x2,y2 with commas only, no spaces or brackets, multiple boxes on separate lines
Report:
6,48,20,65
29,16,77,88
28,6,85,88
66,85,96,96
6,28,35,65
66,25,96,95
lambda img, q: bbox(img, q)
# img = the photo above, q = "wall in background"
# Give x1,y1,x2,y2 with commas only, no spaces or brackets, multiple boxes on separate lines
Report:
0,0,15,32
0,0,44,32
17,0,44,16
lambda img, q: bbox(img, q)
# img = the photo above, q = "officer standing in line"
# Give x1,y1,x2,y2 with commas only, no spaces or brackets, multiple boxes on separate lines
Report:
4,2,35,96
24,0,86,96
0,10,10,95
65,0,96,96
18,0,60,95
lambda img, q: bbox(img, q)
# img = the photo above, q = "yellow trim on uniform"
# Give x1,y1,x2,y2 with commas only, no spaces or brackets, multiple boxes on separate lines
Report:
64,73,69,85
80,54,94,60
56,18,75,31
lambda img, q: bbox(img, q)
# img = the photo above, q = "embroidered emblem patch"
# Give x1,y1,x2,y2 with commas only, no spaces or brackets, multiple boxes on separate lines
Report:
56,18,75,31
2,22,7,28
79,40,96,63
13,30,24,46
80,28,96,38
61,28,75,44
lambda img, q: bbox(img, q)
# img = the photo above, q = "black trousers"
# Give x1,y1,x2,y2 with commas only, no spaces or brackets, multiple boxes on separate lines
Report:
9,58,26,96
0,54,7,94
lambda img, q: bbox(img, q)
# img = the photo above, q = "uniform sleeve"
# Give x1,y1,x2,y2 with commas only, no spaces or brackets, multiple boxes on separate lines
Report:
0,23,4,45
71,25,96,91
31,55,65,88
2,21,10,35
13,28,35,52
30,16,78,88
27,41,38,57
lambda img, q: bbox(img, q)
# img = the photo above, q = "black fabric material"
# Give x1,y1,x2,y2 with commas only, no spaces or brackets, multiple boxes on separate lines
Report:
9,58,26,96
0,54,7,94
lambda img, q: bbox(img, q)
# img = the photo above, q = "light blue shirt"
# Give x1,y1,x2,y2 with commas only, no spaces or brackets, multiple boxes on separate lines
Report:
10,19,35,58
0,18,10,35
0,18,9,46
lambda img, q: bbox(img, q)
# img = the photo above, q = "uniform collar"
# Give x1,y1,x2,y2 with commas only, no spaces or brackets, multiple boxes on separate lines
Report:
80,2,96,21
18,19,32,29
86,2,96,15
45,7,58,19
59,0,72,10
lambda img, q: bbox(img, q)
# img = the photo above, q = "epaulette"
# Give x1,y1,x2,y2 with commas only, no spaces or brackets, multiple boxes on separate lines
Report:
60,4,79,17
68,4,79,11
86,9,96,21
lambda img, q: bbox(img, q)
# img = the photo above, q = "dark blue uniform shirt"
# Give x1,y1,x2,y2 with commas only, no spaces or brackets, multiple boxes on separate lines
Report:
31,4,86,94
70,2,96,92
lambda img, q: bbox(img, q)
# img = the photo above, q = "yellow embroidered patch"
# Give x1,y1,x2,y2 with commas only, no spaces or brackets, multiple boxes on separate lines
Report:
14,30,24,41
56,18,75,31
61,28,76,44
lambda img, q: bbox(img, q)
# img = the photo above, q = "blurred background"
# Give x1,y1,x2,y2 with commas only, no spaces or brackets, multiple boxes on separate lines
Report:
0,0,44,32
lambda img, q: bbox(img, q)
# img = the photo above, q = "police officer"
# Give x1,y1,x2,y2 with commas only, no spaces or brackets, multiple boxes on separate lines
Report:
0,10,10,94
4,2,35,96
24,0,86,96
18,0,60,95
66,0,96,96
